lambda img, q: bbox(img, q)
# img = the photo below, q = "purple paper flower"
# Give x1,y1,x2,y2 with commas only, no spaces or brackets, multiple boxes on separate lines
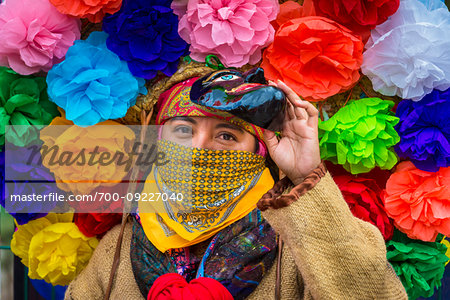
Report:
395,89,450,172
1,146,61,224
102,0,189,79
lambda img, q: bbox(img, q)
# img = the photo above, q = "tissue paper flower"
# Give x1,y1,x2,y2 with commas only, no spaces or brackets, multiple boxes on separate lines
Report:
0,0,80,75
319,98,400,174
10,213,98,286
49,0,122,23
0,146,60,225
271,0,316,32
0,67,59,147
178,0,279,67
261,16,363,101
102,0,188,79
387,231,449,299
417,0,447,10
384,161,450,242
362,0,450,101
171,0,189,19
334,175,393,240
40,116,136,195
395,89,450,172
312,0,399,39
46,32,146,126
74,213,122,237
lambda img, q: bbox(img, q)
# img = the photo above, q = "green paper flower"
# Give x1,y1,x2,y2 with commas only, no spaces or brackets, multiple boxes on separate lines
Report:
387,231,450,300
318,97,400,174
0,67,59,148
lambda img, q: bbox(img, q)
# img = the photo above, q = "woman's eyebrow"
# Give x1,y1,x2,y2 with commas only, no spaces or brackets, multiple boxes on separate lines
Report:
215,123,244,132
170,116,197,124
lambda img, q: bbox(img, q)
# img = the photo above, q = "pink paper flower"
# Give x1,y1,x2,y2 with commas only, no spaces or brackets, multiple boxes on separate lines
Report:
178,0,279,67
171,0,189,19
0,0,80,75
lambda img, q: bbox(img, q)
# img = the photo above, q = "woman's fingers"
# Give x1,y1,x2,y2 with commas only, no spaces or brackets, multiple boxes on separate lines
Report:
269,79,319,127
263,130,279,155
297,101,319,127
276,80,302,105
294,106,308,120
287,102,296,120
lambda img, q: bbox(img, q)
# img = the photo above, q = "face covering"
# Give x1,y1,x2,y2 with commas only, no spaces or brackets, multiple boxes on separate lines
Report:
139,139,274,252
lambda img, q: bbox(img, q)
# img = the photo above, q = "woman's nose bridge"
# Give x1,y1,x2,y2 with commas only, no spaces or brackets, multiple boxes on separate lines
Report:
192,129,215,150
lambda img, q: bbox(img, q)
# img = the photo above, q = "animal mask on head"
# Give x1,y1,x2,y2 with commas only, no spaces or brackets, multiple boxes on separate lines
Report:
190,68,286,132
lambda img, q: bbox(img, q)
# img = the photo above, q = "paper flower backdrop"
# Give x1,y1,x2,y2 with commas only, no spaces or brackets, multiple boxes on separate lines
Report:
362,0,450,101
312,0,400,38
261,16,363,101
46,32,146,126
103,0,188,79
49,0,122,23
0,0,449,297
384,161,450,242
395,89,450,172
334,175,393,240
319,98,400,174
387,231,449,299
10,213,99,286
0,0,81,75
178,0,279,67
0,67,59,147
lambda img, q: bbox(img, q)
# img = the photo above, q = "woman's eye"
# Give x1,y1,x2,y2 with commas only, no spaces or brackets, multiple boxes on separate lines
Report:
218,133,236,141
173,126,192,135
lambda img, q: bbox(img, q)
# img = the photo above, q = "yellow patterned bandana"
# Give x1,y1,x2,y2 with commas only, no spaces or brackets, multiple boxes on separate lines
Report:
139,140,274,252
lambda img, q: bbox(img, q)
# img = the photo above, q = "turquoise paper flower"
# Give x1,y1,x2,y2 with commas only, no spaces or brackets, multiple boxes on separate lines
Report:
46,32,147,126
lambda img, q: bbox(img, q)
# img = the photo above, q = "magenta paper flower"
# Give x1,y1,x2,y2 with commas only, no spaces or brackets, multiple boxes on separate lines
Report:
178,0,279,67
0,0,81,75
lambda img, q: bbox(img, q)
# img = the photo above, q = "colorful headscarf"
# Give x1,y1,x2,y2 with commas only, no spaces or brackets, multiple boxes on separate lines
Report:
155,77,267,155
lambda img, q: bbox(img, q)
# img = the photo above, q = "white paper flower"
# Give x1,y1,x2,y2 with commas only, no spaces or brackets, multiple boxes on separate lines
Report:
361,0,450,101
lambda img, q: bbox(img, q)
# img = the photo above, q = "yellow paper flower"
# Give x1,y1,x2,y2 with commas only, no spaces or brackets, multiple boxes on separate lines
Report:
11,213,98,286
40,116,135,194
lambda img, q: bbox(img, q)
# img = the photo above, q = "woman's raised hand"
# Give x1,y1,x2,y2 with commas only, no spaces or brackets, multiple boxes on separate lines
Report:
264,80,321,185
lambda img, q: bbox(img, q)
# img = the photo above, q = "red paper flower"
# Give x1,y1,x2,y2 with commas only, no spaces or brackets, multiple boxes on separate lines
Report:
74,213,122,237
68,182,127,214
148,273,233,300
312,0,400,40
49,0,122,23
384,162,450,242
261,16,363,102
271,0,316,31
334,175,394,240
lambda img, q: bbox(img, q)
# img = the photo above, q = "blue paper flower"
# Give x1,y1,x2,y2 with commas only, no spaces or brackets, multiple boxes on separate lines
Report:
46,31,147,126
102,0,189,79
395,89,450,172
0,147,60,225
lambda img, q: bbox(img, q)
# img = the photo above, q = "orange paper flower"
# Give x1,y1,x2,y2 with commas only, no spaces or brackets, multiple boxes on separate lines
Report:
40,116,135,195
261,16,363,102
384,161,450,242
49,0,122,23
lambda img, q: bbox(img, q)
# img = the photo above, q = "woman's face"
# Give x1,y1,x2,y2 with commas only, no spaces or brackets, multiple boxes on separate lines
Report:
161,116,258,152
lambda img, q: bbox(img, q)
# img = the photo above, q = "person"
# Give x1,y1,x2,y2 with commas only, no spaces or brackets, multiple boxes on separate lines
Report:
64,66,408,300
